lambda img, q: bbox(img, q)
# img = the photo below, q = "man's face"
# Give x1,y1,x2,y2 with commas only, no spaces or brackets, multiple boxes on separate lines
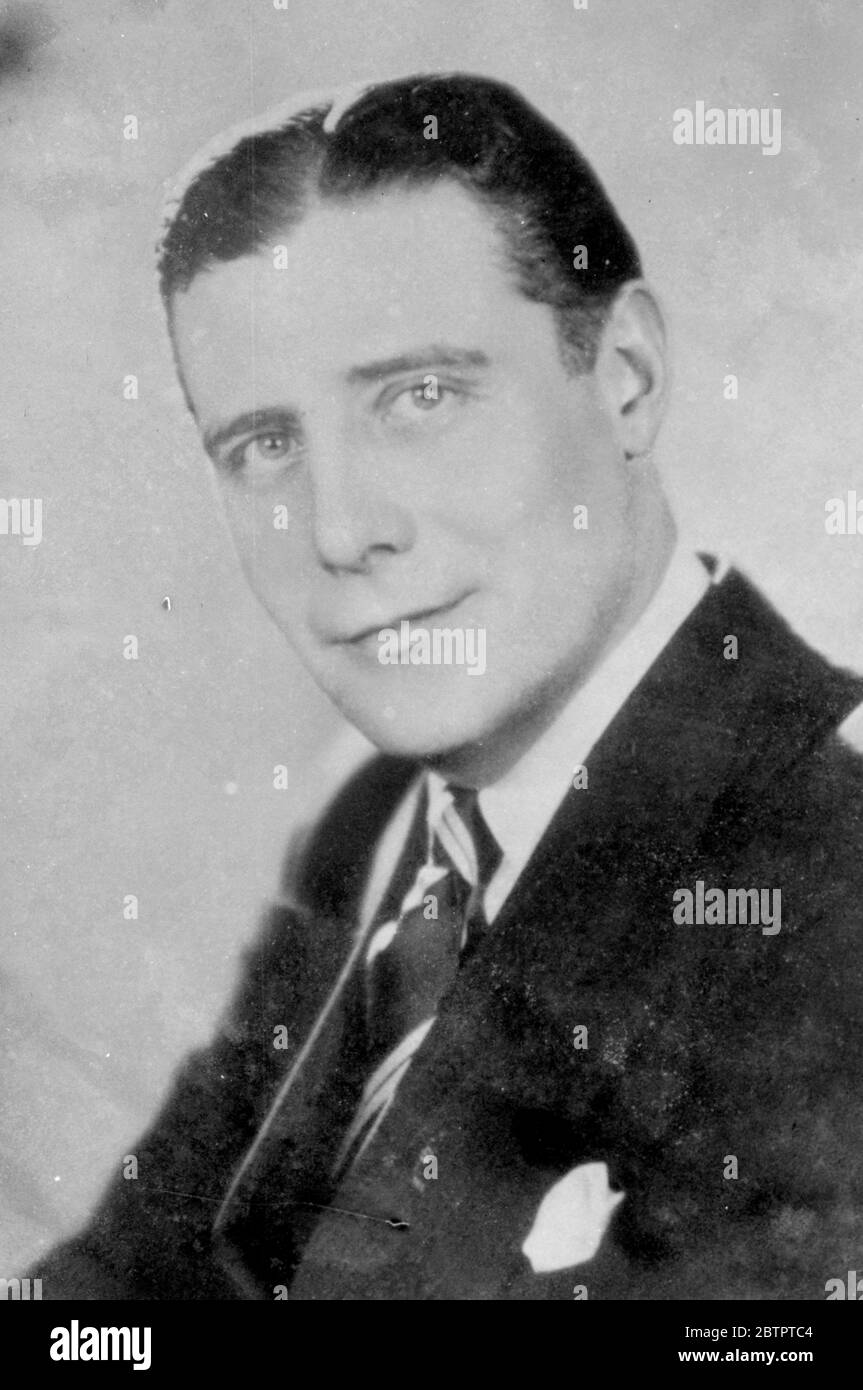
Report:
172,182,642,770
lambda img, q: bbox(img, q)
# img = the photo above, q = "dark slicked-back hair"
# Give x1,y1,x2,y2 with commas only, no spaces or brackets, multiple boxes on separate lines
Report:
158,72,642,371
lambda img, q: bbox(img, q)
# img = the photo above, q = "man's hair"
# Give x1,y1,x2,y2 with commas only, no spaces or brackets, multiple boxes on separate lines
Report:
158,72,641,372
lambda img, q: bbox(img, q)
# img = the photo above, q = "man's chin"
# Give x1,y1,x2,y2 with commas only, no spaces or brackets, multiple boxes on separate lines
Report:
346,715,478,763
330,691,495,766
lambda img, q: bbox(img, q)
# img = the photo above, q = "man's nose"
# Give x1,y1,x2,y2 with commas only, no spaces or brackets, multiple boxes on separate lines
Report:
310,437,416,573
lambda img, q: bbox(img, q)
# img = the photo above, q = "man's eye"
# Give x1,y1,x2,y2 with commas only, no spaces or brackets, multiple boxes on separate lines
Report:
231,433,295,472
407,384,444,410
385,382,460,423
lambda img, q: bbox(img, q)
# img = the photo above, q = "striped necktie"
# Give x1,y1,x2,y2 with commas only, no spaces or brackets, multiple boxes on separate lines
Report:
333,782,502,1176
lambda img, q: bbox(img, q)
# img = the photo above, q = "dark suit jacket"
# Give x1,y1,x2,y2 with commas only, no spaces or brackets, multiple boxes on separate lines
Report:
39,569,863,1299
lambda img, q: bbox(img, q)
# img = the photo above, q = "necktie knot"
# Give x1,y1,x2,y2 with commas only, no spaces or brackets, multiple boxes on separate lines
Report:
431,782,502,902
444,783,502,893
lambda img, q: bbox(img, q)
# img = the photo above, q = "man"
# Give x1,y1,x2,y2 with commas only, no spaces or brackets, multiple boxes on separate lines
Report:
41,73,863,1300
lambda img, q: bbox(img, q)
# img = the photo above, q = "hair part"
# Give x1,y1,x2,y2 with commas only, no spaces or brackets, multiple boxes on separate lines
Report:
158,73,642,373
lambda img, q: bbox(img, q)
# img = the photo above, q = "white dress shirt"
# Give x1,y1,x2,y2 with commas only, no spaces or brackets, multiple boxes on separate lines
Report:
359,547,725,932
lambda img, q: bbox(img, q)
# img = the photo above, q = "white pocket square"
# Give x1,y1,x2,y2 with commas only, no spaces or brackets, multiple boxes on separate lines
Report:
521,1161,625,1274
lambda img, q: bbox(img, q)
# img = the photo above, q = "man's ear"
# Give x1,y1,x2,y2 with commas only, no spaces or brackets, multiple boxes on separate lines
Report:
592,281,668,458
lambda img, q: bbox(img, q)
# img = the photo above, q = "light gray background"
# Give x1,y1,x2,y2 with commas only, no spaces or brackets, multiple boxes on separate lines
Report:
2,0,862,1272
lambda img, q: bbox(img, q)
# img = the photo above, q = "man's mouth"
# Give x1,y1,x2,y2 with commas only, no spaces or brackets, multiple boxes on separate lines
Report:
336,595,472,649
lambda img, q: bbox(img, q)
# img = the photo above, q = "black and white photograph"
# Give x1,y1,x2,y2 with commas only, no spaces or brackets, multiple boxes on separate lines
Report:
3,0,863,1346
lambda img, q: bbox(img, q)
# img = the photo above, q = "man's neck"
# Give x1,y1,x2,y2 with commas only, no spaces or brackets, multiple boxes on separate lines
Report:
429,498,678,788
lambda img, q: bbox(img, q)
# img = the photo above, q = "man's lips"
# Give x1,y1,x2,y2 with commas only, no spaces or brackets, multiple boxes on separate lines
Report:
332,595,472,646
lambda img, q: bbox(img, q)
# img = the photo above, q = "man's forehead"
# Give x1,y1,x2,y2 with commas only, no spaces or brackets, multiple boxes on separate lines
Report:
173,182,529,371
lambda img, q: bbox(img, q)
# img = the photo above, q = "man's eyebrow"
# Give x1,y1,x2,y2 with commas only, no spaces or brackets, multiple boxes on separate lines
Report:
203,407,300,456
201,349,490,452
345,347,491,385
